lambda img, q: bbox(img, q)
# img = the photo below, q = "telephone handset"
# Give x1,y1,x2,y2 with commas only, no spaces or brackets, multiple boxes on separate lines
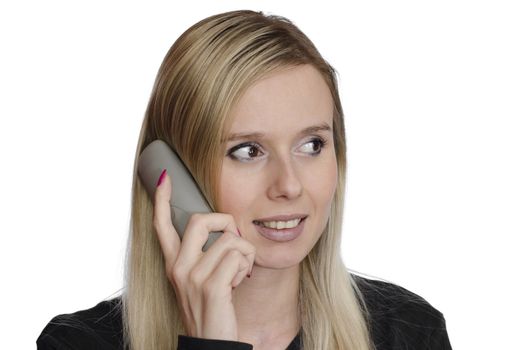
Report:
138,140,223,251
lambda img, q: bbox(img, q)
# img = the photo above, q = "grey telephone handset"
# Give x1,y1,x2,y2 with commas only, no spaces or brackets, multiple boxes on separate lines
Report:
137,140,223,251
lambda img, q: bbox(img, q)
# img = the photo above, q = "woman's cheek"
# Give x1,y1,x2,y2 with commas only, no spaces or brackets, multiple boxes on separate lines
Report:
309,156,337,197
218,165,261,214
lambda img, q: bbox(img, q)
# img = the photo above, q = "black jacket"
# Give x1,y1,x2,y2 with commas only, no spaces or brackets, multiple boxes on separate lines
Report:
37,275,452,349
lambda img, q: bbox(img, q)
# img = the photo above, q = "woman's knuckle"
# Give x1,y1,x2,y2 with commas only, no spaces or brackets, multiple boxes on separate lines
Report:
222,213,236,226
188,267,203,287
187,213,203,226
171,265,186,283
227,249,242,261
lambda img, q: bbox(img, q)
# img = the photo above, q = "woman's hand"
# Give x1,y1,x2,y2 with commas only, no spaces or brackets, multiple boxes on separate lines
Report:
153,171,256,341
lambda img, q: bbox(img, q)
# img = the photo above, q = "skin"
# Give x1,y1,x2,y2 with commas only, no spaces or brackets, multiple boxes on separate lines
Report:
153,64,337,350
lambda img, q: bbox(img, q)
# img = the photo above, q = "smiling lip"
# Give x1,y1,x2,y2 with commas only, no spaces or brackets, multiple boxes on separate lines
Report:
253,216,307,242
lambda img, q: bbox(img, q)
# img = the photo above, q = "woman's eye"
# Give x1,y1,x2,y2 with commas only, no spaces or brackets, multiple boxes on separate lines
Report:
227,142,264,162
298,137,328,155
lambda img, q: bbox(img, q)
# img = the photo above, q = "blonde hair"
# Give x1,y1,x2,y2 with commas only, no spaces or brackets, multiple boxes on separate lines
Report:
123,10,373,350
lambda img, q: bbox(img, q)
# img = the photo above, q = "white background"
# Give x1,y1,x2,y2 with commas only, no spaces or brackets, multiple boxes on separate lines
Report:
1,1,527,349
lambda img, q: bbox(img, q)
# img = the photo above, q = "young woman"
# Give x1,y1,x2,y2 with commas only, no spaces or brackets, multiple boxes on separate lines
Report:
38,10,451,350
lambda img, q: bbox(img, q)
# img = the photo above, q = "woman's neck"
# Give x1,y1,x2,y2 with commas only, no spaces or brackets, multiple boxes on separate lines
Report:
232,263,301,347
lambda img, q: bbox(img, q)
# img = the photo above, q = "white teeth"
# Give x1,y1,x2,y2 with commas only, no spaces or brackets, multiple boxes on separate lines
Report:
259,218,302,229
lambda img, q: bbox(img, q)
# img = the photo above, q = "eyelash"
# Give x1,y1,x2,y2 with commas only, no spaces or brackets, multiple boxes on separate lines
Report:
226,137,328,162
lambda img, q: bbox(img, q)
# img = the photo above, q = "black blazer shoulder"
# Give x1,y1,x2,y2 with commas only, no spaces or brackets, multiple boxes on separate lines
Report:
37,298,124,350
353,274,451,349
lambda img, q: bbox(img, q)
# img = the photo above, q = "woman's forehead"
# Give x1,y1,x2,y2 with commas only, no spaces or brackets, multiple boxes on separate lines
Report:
225,65,334,136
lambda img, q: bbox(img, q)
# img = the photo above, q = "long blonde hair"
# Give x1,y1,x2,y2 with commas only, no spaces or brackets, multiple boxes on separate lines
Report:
123,10,373,350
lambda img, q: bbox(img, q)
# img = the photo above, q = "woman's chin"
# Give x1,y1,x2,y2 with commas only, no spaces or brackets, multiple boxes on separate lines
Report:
253,248,308,270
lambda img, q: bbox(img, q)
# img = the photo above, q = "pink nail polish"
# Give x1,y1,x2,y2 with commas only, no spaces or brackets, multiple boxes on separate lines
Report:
157,169,167,187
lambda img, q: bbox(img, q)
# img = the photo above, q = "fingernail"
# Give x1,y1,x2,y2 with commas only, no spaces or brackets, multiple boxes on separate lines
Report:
157,169,167,187
236,228,242,237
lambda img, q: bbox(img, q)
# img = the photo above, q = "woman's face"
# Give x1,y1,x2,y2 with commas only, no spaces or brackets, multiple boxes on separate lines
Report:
218,64,337,269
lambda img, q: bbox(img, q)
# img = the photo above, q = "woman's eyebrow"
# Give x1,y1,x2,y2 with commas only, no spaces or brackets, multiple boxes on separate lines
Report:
222,122,332,143
301,122,333,135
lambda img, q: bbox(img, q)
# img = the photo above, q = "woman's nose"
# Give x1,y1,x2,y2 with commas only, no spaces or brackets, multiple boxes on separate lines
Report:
266,156,303,200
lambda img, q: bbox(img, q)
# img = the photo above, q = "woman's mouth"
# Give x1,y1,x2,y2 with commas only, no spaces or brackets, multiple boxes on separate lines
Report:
252,216,307,242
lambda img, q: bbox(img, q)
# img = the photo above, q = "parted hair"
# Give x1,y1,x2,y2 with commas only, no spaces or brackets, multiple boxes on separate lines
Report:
123,10,374,350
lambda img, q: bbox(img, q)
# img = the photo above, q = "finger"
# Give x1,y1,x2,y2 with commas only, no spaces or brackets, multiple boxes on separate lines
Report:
203,231,255,275
153,171,181,266
189,231,256,286
205,250,250,293
177,213,239,267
